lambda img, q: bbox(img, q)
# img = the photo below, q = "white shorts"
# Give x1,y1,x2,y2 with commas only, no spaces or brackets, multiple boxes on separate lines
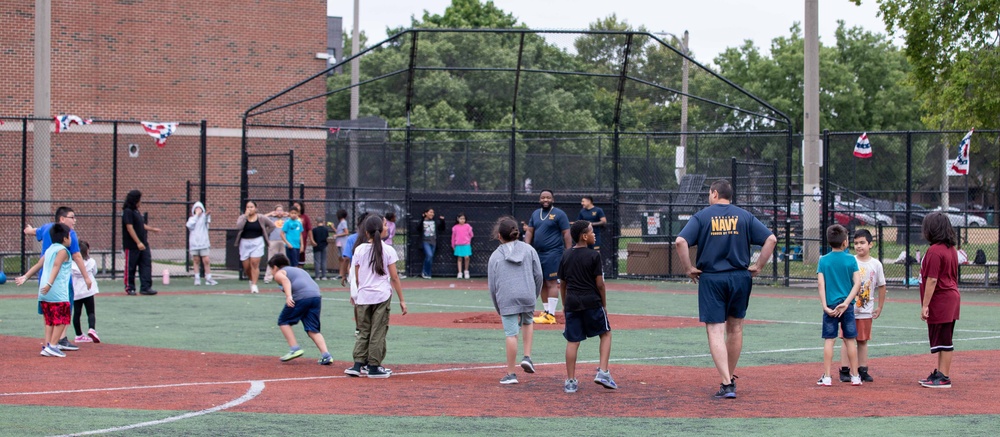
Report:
239,237,265,261
191,248,210,257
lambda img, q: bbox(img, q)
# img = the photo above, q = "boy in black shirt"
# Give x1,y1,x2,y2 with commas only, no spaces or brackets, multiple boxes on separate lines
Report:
310,217,331,280
559,220,616,393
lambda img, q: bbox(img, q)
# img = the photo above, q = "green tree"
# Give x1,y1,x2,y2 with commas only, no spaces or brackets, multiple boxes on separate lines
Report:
878,0,1000,129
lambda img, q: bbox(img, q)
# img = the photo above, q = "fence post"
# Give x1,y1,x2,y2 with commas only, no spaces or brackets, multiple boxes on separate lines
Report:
877,221,884,262
784,130,793,286
772,159,779,280
905,131,912,288
730,157,737,203
199,119,207,205
111,121,119,280
240,116,249,213
821,130,830,252
289,150,296,203
20,117,28,273
609,33,633,280
185,180,191,273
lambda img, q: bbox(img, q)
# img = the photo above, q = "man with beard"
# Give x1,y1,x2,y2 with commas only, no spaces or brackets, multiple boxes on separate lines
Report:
524,190,571,324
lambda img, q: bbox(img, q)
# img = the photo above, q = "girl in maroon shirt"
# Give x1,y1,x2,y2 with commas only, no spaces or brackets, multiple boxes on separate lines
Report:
918,212,961,388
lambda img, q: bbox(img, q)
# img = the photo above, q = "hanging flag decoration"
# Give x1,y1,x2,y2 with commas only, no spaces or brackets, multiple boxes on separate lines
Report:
54,115,93,133
140,121,178,147
853,132,872,158
949,129,973,175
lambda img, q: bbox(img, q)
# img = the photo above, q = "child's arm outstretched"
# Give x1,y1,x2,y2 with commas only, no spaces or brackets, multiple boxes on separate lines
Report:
388,263,407,315
15,256,45,286
816,272,835,316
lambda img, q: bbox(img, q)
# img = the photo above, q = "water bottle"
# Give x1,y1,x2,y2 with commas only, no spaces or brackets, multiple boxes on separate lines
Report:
162,269,170,285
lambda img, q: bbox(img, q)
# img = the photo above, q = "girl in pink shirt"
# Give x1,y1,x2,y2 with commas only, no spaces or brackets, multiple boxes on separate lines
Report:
452,213,474,279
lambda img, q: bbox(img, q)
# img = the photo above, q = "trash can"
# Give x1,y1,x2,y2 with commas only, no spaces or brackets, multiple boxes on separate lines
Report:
225,229,241,271
625,242,697,275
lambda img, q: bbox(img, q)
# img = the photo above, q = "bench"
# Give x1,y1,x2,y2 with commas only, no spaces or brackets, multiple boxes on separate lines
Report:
959,261,999,287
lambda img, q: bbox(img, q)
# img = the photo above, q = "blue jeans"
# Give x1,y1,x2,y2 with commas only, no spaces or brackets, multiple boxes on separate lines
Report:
422,242,436,277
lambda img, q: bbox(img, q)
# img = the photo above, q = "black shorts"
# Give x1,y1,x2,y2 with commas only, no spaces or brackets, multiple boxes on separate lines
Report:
698,270,752,323
277,296,322,333
928,321,956,353
563,307,611,342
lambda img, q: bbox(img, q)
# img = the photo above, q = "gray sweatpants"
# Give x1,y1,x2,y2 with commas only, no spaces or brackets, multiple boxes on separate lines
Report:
352,298,392,366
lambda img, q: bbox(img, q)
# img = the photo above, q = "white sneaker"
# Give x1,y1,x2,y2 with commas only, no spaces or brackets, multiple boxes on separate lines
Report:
464,270,470,279
251,284,259,294
194,278,201,285
205,278,218,285
817,375,832,386
851,374,863,386
457,273,463,279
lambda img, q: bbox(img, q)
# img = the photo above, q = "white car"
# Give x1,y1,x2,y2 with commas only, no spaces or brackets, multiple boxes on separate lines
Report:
931,207,987,227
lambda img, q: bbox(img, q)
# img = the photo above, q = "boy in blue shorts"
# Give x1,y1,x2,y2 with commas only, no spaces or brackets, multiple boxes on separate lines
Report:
816,224,862,386
268,254,332,365
559,220,616,393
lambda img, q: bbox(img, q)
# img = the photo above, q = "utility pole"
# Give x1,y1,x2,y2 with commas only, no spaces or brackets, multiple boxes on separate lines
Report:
802,0,821,264
349,0,360,188
33,0,52,225
654,31,690,184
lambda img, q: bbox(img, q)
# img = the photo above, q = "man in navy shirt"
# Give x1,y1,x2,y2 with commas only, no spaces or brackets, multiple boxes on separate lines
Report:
578,196,607,250
675,180,776,399
525,190,571,324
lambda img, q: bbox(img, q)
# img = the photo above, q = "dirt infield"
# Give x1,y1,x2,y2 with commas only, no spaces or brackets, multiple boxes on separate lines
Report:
391,312,771,330
1,335,997,418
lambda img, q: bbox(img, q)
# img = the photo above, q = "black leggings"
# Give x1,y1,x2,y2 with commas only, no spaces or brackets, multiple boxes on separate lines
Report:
73,296,96,336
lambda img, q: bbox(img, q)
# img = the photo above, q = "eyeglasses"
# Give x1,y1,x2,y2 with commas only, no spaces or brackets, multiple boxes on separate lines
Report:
65,216,77,220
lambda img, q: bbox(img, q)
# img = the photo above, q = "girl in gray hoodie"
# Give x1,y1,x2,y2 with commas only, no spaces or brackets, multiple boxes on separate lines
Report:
186,201,216,285
488,216,543,385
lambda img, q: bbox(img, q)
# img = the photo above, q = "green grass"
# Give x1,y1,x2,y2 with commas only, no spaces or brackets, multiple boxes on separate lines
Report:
1,278,998,435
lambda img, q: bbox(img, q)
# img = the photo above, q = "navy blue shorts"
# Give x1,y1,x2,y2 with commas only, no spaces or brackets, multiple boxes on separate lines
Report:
538,250,562,281
822,308,857,339
277,296,322,333
563,307,611,342
698,270,752,323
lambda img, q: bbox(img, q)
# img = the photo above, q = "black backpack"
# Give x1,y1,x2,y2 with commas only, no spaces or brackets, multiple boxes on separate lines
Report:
974,249,987,265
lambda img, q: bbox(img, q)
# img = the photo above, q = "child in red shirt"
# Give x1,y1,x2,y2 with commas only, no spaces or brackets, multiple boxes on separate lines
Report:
918,212,961,388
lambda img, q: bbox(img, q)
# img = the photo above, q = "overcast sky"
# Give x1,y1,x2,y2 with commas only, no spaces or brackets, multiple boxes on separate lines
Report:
327,0,893,63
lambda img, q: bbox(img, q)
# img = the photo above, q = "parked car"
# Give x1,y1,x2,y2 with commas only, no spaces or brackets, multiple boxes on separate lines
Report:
851,198,894,225
833,202,875,226
892,202,929,226
930,206,988,227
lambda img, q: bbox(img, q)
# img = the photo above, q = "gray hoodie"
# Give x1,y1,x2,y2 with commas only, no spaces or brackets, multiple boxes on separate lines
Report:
488,240,543,316
186,201,211,250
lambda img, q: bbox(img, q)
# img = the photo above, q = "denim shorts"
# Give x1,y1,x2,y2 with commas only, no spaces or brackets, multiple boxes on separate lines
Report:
501,312,533,337
822,307,857,339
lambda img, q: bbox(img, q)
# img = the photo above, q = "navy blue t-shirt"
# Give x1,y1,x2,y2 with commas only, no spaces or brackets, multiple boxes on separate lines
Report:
578,206,606,246
527,207,570,254
677,203,772,273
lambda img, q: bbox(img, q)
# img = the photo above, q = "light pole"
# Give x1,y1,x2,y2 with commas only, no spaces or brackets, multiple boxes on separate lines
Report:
654,31,690,184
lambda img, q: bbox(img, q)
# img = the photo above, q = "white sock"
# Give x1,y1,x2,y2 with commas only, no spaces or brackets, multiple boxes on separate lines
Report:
194,274,200,280
547,298,558,314
206,274,212,280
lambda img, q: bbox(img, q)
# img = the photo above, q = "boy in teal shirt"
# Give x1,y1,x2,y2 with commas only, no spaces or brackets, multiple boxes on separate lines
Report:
816,224,862,386
281,207,305,267
17,224,74,357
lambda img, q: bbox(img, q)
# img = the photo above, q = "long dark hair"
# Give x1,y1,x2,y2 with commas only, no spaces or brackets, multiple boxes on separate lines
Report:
123,190,142,211
360,214,387,276
922,212,957,248
494,216,520,242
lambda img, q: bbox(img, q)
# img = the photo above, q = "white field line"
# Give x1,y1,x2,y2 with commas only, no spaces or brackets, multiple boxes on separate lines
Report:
53,381,265,437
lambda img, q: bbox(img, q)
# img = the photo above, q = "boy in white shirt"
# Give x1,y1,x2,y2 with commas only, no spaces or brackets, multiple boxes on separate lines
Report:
839,229,887,383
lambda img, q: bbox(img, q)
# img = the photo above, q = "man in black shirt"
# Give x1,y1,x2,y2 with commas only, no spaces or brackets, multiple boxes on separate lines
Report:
122,190,161,295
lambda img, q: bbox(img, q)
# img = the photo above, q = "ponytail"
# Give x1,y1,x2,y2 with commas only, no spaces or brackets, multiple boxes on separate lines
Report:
494,216,520,242
361,214,387,276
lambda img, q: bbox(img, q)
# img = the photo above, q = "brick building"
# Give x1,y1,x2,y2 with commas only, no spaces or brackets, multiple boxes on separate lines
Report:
0,1,329,268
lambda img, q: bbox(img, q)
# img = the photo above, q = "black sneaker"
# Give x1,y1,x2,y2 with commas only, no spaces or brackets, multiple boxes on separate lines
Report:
125,289,137,296
859,366,874,382
839,366,851,383
57,337,79,351
344,362,365,377
367,365,391,379
918,369,942,385
920,370,951,388
713,383,736,399
139,289,158,295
